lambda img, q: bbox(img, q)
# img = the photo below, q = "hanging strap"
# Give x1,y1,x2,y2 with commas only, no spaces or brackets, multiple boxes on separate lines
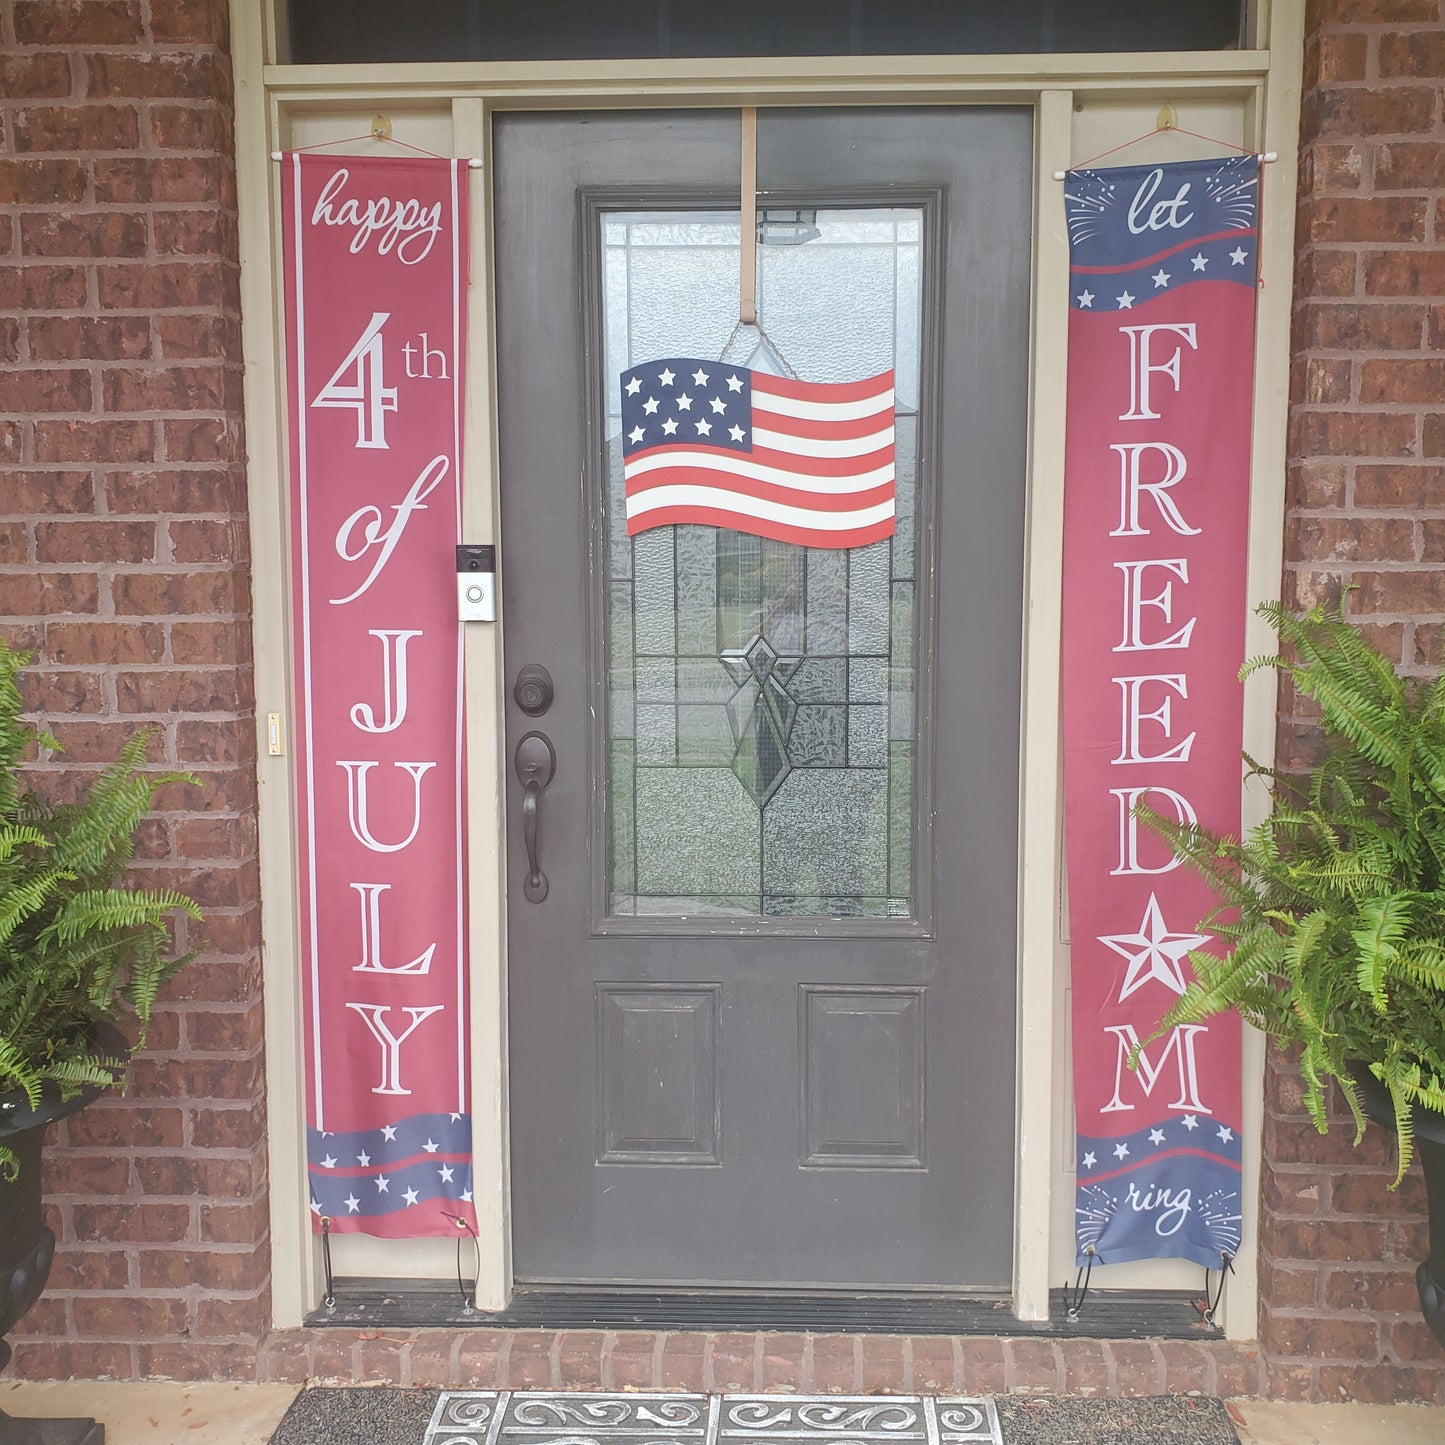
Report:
739,107,758,326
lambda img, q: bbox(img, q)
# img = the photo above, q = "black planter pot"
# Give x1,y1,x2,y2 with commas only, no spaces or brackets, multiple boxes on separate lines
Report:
0,1032,122,1445
1351,1064,1445,1350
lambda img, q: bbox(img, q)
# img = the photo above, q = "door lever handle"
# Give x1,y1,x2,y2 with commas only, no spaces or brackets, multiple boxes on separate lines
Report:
514,731,556,903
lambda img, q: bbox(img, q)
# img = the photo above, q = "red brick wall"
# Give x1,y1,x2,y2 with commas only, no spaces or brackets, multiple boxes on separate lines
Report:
1263,0,1445,1405
0,0,269,1379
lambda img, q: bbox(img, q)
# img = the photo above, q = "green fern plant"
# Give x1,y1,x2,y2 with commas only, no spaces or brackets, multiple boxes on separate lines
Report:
1139,598,1445,1184
0,636,202,1177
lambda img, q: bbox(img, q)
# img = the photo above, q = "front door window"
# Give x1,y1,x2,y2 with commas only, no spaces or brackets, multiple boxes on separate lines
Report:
602,208,923,920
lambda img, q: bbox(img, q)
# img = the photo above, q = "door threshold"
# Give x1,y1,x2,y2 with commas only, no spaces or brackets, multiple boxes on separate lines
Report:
305,1280,1218,1339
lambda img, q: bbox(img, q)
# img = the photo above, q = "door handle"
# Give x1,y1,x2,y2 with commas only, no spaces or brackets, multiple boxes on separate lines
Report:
514,731,556,903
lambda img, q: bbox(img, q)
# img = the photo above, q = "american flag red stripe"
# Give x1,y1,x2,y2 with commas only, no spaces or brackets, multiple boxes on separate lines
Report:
620,360,896,550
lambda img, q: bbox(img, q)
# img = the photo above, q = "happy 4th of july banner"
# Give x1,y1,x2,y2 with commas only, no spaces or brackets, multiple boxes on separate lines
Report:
1061,154,1260,1270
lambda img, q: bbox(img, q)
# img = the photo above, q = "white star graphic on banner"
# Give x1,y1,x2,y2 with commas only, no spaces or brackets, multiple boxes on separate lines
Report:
1191,252,1209,271
1116,290,1135,309
375,1174,390,1193
695,418,712,436
643,396,660,415
1082,1152,1097,1169
710,396,727,414
1229,246,1248,265
1114,1142,1130,1160
625,375,641,395
661,417,679,436
1148,1128,1167,1146
1098,893,1208,1001
1076,290,1095,308
628,425,645,444
422,1138,439,1154
321,1155,337,1169
692,368,709,385
309,1196,321,1215
726,373,744,392
381,1124,397,1141
728,424,745,442
439,1164,454,1183
344,1193,360,1213
461,1187,473,1202
1217,1124,1234,1143
1182,1114,1200,1131
404,1187,420,1206
356,1150,371,1167
675,393,693,411
657,368,675,386
450,1113,462,1122
1151,269,1171,288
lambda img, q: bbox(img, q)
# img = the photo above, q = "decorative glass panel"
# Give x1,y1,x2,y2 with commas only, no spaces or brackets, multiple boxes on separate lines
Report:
602,208,922,920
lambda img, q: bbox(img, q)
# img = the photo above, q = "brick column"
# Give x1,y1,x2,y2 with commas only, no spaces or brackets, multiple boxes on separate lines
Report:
0,0,268,1380
1265,0,1445,1405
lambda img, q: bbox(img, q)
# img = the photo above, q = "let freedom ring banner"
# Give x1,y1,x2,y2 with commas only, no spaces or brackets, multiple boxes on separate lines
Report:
282,152,475,1237
1061,155,1259,1269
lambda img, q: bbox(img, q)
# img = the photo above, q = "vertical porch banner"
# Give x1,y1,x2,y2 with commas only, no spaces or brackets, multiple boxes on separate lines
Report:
1062,155,1259,1268
281,152,475,1237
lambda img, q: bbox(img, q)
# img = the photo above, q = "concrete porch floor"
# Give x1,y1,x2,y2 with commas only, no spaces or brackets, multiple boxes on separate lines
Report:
4,1381,1445,1445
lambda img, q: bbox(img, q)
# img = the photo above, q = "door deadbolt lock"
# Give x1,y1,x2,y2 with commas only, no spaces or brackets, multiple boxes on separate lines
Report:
514,664,554,717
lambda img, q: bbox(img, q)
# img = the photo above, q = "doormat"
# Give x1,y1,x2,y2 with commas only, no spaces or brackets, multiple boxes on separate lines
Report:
269,1389,1239,1445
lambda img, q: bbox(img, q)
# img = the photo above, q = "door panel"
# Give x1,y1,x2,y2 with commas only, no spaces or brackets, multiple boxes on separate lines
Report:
494,109,1031,1288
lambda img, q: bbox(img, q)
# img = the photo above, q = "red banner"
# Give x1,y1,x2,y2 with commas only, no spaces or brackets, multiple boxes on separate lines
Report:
282,152,474,1237
1062,157,1258,1268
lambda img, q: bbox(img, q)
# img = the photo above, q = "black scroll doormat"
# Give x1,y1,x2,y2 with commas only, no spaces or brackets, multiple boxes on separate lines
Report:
269,1388,1241,1445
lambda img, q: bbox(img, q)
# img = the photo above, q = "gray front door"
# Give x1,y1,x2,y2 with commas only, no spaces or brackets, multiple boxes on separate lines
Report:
495,109,1031,1289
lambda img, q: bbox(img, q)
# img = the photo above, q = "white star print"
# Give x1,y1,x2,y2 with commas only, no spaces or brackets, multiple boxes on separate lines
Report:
449,1113,461,1122
356,1150,371,1167
624,375,641,396
695,418,712,436
657,368,675,386
728,424,745,443
1082,1152,1097,1169
1182,1115,1200,1131
1229,246,1248,265
1077,289,1095,308
422,1138,439,1154
321,1155,337,1170
710,396,727,414
344,1193,360,1213
676,393,693,411
375,1174,390,1193
381,1125,397,1141
692,368,709,385
461,1187,473,1202
1149,1128,1167,1146
628,425,645,445
1098,893,1208,1001
1116,290,1136,309
642,396,659,415
1114,1142,1131,1160
1151,269,1171,288
1191,253,1208,272
725,373,743,392
404,1187,420,1206
1217,1125,1234,1143
439,1164,454,1183
309,1196,321,1215
661,417,679,436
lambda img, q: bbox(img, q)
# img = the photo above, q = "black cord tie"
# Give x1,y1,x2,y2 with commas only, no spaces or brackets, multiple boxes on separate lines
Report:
445,1212,480,1313
1064,1245,1098,1321
1202,1250,1235,1325
319,1216,336,1312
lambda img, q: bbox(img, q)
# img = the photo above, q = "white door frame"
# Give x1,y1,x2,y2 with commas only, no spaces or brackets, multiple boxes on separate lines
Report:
230,0,1303,1339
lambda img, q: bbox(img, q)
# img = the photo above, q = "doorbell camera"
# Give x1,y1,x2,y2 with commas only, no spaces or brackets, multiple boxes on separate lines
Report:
456,543,496,622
